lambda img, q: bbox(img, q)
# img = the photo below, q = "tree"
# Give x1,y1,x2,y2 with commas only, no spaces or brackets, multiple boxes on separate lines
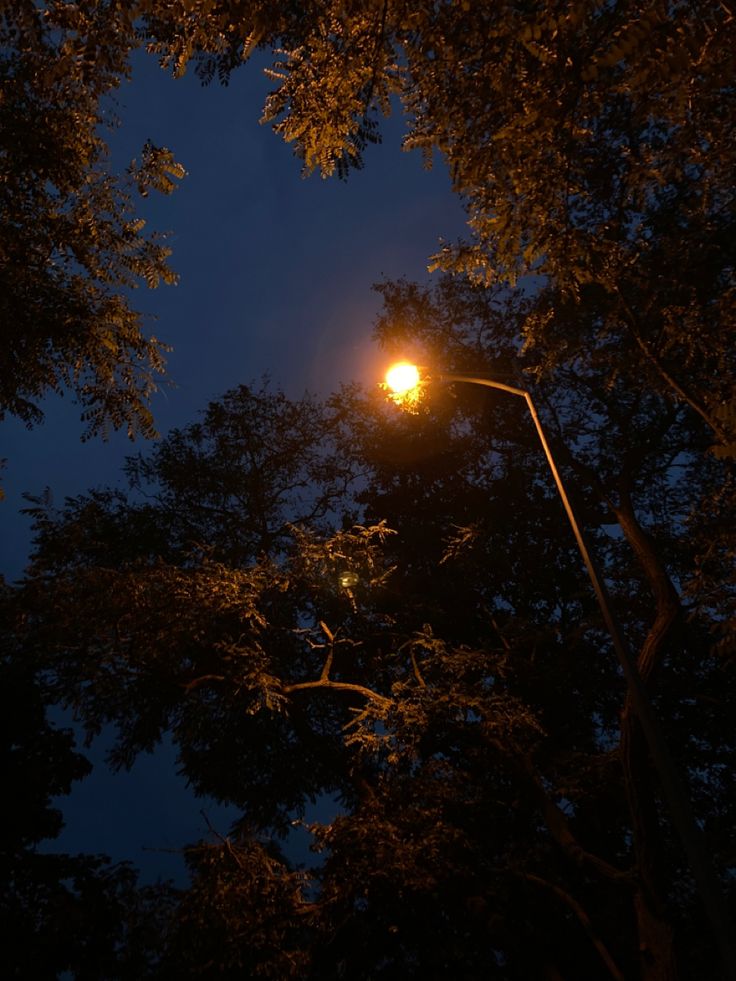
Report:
12,342,734,978
4,2,734,976
0,2,183,442
371,273,736,978
142,0,736,453
0,579,174,979
5,2,732,452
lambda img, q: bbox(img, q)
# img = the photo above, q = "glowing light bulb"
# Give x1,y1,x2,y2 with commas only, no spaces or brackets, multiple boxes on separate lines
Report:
385,362,420,394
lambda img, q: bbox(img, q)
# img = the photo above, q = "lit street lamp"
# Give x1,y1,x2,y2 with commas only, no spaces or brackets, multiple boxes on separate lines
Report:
385,361,420,395
384,362,735,977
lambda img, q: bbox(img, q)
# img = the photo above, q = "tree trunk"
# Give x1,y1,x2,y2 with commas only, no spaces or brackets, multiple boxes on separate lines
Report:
621,705,679,981
614,490,682,980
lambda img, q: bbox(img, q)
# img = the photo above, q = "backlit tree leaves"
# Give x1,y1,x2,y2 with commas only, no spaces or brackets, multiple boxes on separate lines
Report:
0,2,182,440
11,345,734,977
143,0,736,452
4,0,733,450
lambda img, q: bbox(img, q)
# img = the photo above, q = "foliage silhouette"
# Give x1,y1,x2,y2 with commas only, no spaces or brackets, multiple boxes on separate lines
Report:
12,328,734,977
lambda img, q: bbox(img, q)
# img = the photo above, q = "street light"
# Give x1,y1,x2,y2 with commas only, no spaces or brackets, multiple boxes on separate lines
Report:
384,362,735,978
385,361,420,396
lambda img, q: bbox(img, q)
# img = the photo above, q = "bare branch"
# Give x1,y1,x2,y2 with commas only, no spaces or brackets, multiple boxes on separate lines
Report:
492,737,632,885
182,673,225,692
284,678,391,709
410,648,426,688
519,872,626,981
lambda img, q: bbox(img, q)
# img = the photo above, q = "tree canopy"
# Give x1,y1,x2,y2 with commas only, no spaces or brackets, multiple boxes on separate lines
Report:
0,580,173,980
2,1,733,451
0,2,183,441
145,0,736,453
3,1,735,978
10,292,735,976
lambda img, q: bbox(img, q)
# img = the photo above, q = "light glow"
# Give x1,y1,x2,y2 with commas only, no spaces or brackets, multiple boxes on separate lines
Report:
382,361,425,411
385,362,420,395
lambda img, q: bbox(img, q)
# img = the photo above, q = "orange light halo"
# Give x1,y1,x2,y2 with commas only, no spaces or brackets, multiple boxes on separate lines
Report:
385,361,420,394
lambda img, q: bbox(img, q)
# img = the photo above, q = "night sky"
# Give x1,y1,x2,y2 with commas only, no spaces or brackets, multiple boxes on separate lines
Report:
1,51,466,882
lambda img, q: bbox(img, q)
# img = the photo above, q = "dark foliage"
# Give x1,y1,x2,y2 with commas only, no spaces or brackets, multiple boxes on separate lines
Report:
0,582,174,979
2,2,734,978
10,324,734,977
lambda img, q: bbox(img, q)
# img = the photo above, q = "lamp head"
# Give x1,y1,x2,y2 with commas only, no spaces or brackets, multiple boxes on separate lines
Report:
385,361,420,395
383,361,426,410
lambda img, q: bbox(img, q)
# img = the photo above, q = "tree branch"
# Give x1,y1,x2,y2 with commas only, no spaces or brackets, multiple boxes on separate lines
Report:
182,673,225,692
492,737,632,885
410,648,426,688
284,678,391,709
519,872,626,981
616,290,731,444
612,487,680,684
319,620,335,681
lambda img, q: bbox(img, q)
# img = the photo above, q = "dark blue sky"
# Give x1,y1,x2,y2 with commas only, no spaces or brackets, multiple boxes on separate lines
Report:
2,51,466,882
